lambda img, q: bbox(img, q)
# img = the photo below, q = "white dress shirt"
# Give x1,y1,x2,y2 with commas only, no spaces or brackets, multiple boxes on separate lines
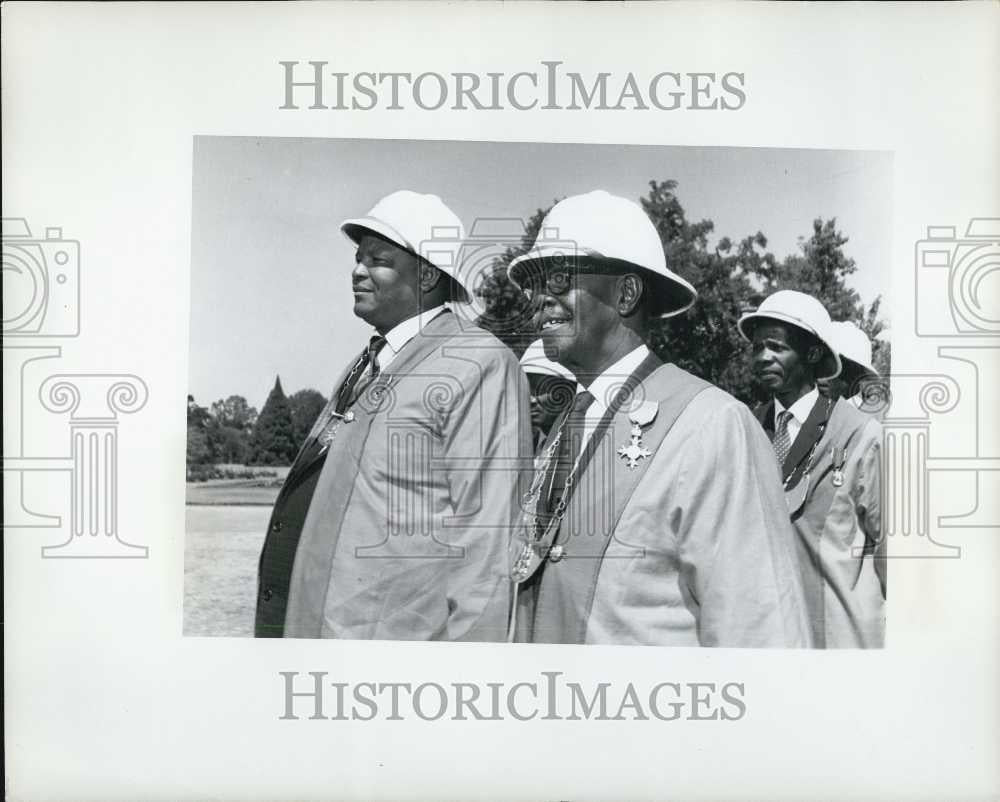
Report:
576,344,650,450
372,304,449,374
774,386,819,445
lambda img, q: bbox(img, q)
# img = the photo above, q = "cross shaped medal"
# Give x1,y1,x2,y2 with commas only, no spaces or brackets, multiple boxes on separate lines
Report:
617,422,652,470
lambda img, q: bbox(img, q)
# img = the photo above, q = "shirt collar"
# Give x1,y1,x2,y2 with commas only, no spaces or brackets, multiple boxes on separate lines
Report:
775,386,819,425
380,304,449,357
578,345,650,410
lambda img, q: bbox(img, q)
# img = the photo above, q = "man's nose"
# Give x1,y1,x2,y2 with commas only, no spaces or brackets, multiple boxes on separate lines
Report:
352,259,370,281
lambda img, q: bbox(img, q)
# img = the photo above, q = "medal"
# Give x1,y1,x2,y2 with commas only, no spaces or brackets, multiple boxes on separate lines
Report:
616,399,658,470
511,542,533,581
831,446,846,487
317,409,357,452
617,422,652,470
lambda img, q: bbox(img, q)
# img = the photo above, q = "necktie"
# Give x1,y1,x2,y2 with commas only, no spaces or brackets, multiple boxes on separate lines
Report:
543,389,595,517
334,335,387,414
310,336,387,455
773,409,793,467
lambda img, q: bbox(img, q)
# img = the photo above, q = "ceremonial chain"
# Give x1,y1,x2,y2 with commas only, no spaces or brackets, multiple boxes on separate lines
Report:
521,420,585,541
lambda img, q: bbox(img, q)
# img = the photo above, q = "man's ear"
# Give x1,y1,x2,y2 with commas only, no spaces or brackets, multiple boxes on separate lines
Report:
806,344,823,365
418,261,442,293
617,273,644,316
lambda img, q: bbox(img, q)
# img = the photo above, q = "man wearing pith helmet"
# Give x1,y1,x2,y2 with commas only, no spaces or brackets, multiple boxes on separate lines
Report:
255,190,532,641
519,338,577,451
819,320,885,418
739,291,885,648
506,190,810,647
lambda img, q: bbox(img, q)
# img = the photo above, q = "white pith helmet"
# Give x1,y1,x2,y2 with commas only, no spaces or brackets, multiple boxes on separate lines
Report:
737,289,843,380
505,190,697,318
518,339,577,383
829,320,878,379
341,190,469,302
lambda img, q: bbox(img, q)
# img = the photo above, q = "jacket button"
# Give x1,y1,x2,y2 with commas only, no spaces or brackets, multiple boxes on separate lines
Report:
262,588,274,601
271,520,284,533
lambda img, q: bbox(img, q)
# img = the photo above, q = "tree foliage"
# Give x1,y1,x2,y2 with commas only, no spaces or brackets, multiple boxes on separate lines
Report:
210,395,258,433
641,180,776,403
754,216,891,379
475,179,890,405
475,205,554,355
248,376,298,466
186,383,326,474
289,388,328,448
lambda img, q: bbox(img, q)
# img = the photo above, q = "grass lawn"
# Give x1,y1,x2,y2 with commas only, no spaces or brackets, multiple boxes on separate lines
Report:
184,472,293,636
184,501,272,637
185,482,281,506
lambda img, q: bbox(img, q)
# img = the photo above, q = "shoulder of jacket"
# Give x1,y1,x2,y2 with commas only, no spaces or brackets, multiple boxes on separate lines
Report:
641,368,750,426
831,397,881,434
432,325,522,375
643,362,711,397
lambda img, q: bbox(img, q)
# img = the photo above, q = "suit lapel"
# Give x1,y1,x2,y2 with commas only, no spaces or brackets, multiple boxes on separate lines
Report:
287,310,459,483
755,400,775,439
578,365,709,564
781,395,833,485
568,351,663,499
530,363,711,643
377,308,458,383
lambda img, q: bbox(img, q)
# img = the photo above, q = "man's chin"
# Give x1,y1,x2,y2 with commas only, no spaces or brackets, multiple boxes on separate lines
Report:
755,375,781,392
353,298,375,322
540,330,574,367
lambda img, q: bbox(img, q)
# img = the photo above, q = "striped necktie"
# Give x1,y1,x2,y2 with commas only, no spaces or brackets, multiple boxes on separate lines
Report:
334,335,387,414
773,409,793,467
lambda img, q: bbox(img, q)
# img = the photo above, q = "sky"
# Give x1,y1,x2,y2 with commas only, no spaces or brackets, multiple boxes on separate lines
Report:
188,137,892,409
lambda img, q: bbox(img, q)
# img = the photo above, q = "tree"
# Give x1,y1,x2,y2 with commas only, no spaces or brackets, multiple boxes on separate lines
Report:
206,421,250,464
197,394,258,464
289,388,328,450
186,394,213,467
248,376,298,466
475,205,555,355
187,394,211,428
473,181,890,405
210,395,258,434
186,424,211,468
755,218,861,321
753,217,891,378
641,180,775,404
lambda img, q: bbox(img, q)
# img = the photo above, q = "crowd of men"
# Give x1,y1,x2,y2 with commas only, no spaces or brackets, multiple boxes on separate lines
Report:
255,189,886,649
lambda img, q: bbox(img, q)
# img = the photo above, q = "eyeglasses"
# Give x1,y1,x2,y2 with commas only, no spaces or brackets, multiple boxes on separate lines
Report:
520,265,616,300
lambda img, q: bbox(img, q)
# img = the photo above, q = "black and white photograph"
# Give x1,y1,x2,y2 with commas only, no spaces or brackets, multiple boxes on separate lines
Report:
5,3,998,800
185,137,892,648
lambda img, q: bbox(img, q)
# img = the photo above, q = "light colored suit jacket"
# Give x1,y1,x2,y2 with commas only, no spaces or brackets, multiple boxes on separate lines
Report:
513,360,812,647
284,310,532,641
756,396,886,648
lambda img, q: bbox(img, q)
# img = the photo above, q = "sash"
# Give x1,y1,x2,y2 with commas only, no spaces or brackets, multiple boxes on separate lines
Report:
511,351,663,584
516,364,711,644
781,396,834,488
